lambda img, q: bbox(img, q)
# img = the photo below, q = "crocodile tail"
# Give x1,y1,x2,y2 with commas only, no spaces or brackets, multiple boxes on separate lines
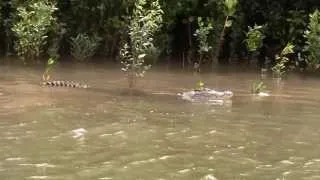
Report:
41,80,89,88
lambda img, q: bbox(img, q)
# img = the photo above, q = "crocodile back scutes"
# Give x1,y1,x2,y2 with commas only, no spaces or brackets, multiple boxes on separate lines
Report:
41,80,89,88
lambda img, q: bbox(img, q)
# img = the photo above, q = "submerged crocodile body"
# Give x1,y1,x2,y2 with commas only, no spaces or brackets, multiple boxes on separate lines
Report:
181,88,233,103
41,80,89,88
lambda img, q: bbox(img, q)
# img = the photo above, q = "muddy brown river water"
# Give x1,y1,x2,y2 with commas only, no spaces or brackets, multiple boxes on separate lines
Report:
0,63,320,180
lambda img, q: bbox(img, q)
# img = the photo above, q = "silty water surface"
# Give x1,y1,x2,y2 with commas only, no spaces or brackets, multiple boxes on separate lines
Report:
0,64,320,180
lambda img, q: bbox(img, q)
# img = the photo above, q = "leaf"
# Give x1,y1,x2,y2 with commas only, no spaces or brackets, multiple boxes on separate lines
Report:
225,20,233,27
138,53,146,59
48,57,56,65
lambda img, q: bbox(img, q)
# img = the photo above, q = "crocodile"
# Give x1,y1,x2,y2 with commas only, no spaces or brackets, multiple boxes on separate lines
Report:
180,88,233,103
41,80,89,88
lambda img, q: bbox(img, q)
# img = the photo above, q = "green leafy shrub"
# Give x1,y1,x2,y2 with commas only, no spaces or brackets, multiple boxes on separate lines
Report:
272,43,294,77
42,57,57,81
12,0,57,63
304,10,320,70
194,17,213,67
251,80,267,94
245,24,265,52
70,33,102,61
120,0,163,88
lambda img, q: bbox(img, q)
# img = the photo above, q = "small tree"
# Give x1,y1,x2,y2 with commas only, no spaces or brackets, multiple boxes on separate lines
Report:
304,9,320,71
12,0,57,63
272,42,294,78
194,17,213,71
251,80,267,94
245,24,265,53
120,0,163,89
244,24,265,66
42,57,57,81
215,0,238,62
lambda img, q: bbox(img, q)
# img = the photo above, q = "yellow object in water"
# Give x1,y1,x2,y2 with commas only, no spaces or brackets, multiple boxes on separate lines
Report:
197,81,205,90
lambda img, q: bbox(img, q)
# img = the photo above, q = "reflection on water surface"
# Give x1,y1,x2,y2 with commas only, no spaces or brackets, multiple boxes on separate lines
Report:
0,64,320,180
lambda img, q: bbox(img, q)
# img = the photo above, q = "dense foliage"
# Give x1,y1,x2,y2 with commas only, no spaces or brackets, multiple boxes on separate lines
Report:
0,0,318,71
12,0,57,63
245,25,265,52
304,10,320,70
70,33,101,61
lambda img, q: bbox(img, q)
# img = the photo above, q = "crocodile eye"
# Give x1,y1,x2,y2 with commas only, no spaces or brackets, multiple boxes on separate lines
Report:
225,91,233,97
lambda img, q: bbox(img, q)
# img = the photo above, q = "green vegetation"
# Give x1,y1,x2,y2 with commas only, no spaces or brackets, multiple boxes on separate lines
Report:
70,33,101,61
0,0,317,78
47,23,65,61
251,80,267,94
215,0,238,60
245,25,265,52
12,0,57,63
304,10,320,71
120,0,163,88
272,43,294,78
42,57,57,81
195,80,205,91
194,17,213,69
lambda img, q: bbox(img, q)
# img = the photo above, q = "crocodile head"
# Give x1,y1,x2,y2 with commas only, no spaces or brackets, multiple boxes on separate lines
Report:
181,89,233,102
223,90,233,99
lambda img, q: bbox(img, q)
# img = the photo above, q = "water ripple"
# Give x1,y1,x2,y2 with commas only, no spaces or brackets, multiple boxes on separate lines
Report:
26,176,49,179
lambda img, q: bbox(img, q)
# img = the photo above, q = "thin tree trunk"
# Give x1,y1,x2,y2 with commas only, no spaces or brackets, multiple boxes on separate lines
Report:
215,16,229,65
182,52,185,69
